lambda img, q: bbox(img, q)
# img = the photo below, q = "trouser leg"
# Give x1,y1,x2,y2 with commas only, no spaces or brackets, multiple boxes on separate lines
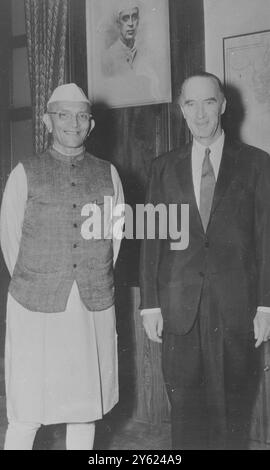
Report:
223,332,260,449
200,331,258,449
4,421,41,450
162,325,208,450
198,286,227,449
66,422,96,450
199,285,259,449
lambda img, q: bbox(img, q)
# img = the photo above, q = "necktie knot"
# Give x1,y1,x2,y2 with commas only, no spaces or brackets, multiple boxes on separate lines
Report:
202,148,212,177
205,147,211,158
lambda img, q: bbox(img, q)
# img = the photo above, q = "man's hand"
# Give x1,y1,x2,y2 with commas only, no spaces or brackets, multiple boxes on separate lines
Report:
142,311,163,343
254,311,270,348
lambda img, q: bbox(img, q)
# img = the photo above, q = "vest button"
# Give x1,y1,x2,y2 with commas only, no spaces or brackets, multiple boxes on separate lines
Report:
73,243,77,248
73,223,77,228
205,240,209,248
73,204,77,209
73,264,77,268
198,271,204,278
71,164,75,168
71,182,76,186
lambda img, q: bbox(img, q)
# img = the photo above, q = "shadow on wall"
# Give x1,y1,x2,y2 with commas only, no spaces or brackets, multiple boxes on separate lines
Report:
223,84,245,142
85,100,157,287
86,102,118,160
0,249,9,359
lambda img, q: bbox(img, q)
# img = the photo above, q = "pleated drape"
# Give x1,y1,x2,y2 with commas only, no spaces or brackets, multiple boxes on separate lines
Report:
24,0,68,153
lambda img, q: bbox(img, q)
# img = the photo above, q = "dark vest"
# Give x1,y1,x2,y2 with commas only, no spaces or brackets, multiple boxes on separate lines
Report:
9,148,115,312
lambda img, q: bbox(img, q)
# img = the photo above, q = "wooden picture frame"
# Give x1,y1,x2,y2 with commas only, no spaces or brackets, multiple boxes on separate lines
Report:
85,0,172,108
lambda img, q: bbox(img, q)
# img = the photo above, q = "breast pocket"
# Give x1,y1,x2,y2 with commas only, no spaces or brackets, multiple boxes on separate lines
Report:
81,194,114,240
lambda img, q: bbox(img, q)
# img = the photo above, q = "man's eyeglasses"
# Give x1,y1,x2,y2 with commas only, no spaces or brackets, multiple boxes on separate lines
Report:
47,111,93,122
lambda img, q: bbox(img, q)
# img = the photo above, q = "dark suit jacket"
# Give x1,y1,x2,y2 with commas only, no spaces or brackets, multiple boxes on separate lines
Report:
139,138,270,336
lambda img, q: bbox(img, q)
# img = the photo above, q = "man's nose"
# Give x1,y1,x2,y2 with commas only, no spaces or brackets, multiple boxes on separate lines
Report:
196,103,205,119
70,114,79,126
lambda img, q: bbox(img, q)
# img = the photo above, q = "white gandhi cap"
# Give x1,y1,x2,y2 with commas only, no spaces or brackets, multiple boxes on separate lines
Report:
47,83,90,106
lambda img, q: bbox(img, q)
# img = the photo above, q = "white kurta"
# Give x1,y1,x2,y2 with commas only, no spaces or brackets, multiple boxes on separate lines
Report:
0,161,124,425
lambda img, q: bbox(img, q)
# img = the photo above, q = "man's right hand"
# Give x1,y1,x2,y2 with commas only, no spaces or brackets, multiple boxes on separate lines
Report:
142,311,163,343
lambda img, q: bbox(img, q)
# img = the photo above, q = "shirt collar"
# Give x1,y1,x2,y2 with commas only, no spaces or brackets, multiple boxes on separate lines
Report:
119,39,137,62
191,131,225,182
50,145,85,165
192,131,225,157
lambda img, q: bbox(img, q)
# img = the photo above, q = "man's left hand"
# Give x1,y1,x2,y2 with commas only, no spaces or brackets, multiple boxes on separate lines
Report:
254,311,270,348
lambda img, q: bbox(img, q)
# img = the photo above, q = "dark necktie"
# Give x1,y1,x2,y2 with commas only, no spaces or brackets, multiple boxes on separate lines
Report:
199,147,216,231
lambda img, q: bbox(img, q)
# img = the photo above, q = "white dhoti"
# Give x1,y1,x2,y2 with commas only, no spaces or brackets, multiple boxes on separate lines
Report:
5,282,118,425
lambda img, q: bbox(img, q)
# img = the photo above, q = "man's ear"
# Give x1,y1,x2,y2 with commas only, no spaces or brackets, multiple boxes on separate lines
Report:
43,113,52,133
179,103,186,120
221,97,227,115
87,118,95,136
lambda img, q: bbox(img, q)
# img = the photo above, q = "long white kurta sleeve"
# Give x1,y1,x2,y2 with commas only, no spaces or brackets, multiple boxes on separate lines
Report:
0,159,124,425
111,164,125,264
0,163,27,276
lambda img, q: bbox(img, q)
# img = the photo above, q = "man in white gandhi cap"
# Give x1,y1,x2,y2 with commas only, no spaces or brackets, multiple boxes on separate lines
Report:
0,83,124,449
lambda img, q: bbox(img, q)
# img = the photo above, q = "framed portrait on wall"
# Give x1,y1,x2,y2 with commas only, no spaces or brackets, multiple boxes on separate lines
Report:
223,30,270,153
85,0,172,108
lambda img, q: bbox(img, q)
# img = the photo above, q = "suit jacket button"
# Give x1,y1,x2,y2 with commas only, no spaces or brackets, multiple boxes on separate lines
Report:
199,271,204,278
205,240,209,248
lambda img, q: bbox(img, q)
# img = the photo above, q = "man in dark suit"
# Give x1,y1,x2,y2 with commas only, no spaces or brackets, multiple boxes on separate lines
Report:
139,72,270,449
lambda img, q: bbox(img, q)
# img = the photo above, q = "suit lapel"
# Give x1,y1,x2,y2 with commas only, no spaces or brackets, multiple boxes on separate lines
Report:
209,137,239,222
175,138,240,233
175,144,204,232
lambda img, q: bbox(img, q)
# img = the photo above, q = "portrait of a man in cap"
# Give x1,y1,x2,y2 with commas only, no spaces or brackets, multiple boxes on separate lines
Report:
0,83,124,450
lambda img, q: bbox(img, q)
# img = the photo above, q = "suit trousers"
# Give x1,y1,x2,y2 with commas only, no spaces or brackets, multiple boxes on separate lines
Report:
162,279,260,450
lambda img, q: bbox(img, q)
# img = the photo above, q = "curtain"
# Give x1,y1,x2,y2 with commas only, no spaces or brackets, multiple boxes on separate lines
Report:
24,0,68,154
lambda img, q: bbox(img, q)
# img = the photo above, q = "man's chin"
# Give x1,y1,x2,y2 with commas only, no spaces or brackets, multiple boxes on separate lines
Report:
194,133,209,141
63,139,84,148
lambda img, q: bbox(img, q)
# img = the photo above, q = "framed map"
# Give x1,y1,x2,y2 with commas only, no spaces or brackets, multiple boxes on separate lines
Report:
85,0,172,108
223,30,270,153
